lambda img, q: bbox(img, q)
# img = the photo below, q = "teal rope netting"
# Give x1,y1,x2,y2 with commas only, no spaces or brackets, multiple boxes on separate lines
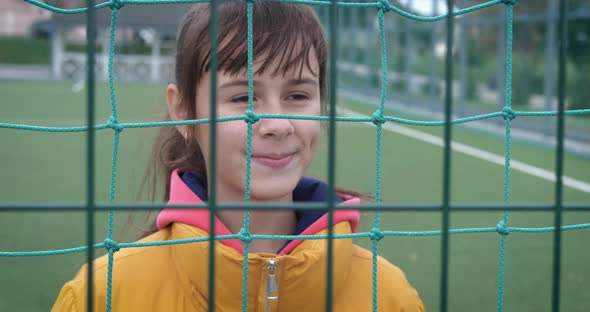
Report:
1,0,590,312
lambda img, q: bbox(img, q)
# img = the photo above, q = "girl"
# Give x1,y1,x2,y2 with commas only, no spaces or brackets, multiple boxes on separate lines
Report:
52,2,424,311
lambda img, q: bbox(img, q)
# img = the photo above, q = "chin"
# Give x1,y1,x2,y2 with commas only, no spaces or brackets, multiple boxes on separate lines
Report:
248,171,302,201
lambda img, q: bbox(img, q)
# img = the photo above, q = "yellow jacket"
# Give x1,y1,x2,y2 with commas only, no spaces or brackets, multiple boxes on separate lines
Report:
52,222,424,312
52,171,424,312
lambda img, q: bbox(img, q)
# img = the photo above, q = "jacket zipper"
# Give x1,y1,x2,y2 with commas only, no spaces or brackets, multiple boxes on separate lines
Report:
265,258,278,312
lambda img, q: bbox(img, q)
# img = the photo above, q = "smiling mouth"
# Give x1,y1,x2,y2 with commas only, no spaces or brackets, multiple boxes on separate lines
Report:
251,153,295,169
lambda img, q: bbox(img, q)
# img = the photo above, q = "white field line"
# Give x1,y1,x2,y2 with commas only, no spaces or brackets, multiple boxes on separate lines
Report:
338,107,590,194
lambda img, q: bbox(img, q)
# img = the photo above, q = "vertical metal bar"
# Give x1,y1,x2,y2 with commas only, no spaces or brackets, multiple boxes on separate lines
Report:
459,15,468,117
338,1,345,62
208,1,219,312
403,18,412,96
430,0,439,99
85,0,96,311
544,0,557,137
439,1,454,312
326,0,338,311
391,16,399,90
551,0,567,310
350,6,359,65
521,24,530,107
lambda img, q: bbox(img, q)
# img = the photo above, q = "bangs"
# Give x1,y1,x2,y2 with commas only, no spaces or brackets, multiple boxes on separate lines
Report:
200,1,326,78
174,1,328,117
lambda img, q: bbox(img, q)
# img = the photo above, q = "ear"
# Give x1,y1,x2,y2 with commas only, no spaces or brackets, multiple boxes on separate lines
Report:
166,83,187,139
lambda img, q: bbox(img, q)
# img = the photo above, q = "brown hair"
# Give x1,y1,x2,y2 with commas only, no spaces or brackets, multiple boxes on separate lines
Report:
144,1,328,203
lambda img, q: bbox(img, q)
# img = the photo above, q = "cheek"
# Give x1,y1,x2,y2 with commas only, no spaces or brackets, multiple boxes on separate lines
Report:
300,120,321,154
217,121,248,152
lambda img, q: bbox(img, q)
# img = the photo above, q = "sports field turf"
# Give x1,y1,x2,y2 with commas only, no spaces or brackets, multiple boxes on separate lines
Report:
1,80,589,311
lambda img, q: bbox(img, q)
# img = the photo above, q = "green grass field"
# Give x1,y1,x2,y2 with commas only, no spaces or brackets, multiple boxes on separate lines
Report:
1,80,589,312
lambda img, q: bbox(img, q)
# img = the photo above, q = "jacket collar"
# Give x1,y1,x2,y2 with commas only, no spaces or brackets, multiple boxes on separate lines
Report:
169,221,355,311
157,168,360,255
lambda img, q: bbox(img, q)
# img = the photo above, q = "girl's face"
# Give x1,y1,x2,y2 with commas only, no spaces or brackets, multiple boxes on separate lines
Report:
177,50,322,202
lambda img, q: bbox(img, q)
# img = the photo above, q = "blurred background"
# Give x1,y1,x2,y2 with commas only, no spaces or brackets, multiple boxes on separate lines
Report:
2,0,589,145
0,0,589,311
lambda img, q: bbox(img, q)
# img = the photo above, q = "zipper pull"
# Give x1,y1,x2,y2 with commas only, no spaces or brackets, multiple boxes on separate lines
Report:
266,258,279,311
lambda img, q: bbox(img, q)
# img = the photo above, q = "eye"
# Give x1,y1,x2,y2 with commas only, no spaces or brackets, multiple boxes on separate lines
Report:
230,95,253,103
285,93,309,101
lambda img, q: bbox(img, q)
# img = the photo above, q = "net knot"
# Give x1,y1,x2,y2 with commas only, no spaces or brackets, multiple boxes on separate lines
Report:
501,107,516,121
377,0,392,12
501,0,516,5
244,110,259,124
369,227,385,241
110,0,125,10
238,227,253,244
103,239,120,252
496,220,510,236
371,110,386,125
107,116,123,132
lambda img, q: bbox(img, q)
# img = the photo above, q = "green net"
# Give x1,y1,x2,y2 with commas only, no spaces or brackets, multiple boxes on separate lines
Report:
1,0,590,312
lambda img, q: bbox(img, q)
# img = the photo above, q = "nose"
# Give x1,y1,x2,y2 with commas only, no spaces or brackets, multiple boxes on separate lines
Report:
255,107,294,140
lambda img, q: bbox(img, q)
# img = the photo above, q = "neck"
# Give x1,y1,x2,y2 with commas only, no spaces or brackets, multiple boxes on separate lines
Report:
216,209,297,253
211,178,298,253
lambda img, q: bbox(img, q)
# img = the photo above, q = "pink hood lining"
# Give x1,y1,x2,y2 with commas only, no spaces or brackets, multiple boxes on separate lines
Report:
156,169,360,255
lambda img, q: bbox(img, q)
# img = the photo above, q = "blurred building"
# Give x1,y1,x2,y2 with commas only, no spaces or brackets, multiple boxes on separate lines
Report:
0,0,51,37
46,3,189,81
